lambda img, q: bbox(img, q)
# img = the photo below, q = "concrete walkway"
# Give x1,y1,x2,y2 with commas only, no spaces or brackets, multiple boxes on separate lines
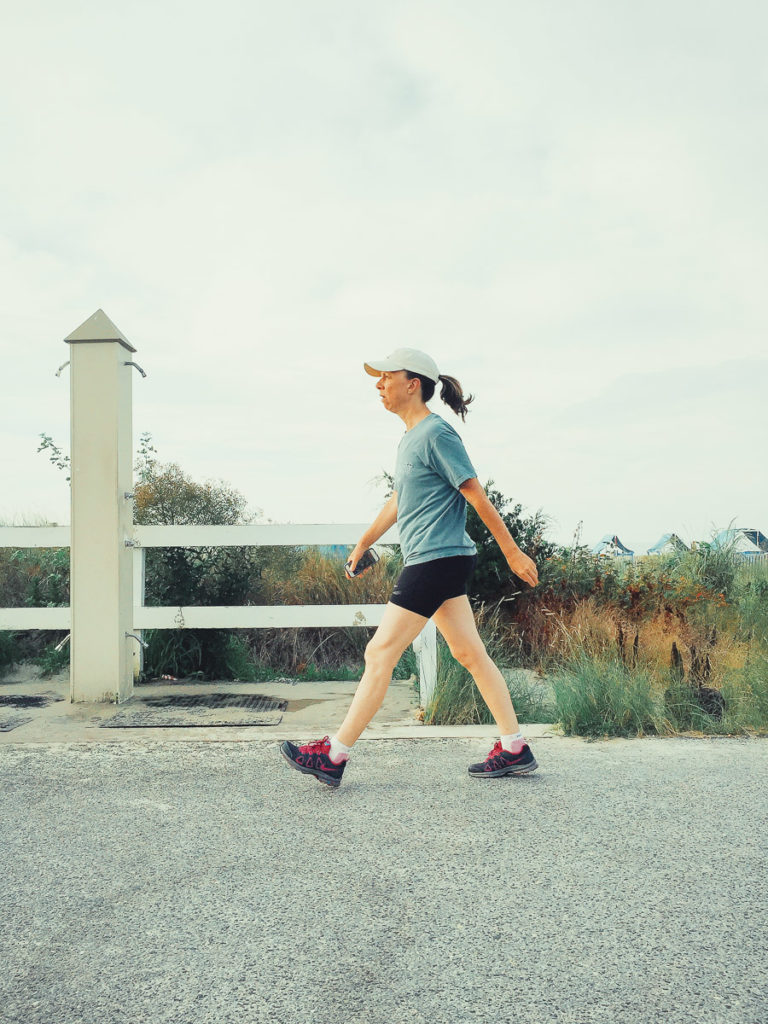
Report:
0,670,558,745
1,709,766,1023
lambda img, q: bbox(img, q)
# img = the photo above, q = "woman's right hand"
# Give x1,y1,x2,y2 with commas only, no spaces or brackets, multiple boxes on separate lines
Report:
345,543,369,579
506,548,539,587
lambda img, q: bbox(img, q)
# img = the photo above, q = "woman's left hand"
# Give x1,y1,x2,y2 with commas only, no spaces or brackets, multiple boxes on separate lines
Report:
506,548,539,587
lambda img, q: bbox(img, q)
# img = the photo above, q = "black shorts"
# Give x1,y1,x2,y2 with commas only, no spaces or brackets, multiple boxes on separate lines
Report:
389,554,478,619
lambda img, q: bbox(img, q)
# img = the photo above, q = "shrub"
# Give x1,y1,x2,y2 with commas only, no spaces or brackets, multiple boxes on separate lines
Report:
134,434,266,681
550,648,662,738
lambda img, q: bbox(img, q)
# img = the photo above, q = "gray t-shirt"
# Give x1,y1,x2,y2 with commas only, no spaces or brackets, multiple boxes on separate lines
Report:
394,412,478,566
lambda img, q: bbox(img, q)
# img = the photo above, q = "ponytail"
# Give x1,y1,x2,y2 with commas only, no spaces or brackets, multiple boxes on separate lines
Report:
404,371,475,422
437,374,474,422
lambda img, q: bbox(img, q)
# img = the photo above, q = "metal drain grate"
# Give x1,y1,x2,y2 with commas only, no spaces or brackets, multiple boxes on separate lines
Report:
0,694,64,709
0,715,33,733
0,693,65,733
140,693,285,711
100,691,287,728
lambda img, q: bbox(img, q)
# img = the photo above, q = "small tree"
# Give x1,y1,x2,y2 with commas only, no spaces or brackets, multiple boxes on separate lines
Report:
37,433,71,483
133,432,268,679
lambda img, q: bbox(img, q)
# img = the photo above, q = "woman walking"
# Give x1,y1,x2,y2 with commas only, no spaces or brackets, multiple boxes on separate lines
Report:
280,348,540,788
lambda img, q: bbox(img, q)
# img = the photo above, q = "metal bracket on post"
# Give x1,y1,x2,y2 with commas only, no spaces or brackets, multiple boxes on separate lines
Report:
124,361,147,377
413,619,438,712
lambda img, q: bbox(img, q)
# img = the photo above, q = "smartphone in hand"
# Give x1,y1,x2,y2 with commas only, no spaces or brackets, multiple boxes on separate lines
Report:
345,547,380,578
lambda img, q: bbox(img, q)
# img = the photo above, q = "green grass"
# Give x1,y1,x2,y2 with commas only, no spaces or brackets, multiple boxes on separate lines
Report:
424,638,557,725
423,598,557,725
547,644,768,738
550,648,663,738
662,656,768,736
0,631,18,674
35,642,70,679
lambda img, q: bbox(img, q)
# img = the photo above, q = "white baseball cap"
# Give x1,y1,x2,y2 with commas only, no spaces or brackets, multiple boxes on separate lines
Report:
363,347,440,384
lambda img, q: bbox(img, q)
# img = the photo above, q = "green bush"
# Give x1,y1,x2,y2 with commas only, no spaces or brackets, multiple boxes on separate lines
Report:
0,547,70,610
689,532,741,600
734,573,768,641
133,435,267,681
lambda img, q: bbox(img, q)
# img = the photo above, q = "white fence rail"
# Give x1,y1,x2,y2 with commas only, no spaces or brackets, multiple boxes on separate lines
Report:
130,523,402,632
0,527,73,630
0,527,71,548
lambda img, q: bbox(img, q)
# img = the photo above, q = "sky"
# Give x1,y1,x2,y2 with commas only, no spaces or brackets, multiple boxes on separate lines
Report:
2,0,766,555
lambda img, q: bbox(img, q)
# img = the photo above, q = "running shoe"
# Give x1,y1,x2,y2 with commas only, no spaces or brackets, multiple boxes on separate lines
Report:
468,739,538,778
280,736,347,788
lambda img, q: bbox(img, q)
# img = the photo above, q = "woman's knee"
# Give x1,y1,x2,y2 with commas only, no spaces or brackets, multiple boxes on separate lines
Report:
364,636,403,672
450,642,487,672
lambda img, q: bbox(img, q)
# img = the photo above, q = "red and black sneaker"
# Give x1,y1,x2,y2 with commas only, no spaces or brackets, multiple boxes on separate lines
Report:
280,736,348,788
468,739,539,778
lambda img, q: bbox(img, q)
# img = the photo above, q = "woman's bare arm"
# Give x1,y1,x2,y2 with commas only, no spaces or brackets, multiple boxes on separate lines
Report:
347,491,398,575
358,491,398,548
458,478,539,587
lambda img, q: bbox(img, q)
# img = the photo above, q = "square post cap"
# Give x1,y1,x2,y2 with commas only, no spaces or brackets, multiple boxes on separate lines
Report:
64,309,136,352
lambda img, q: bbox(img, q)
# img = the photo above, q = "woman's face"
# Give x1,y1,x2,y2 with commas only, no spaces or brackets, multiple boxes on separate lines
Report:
376,370,417,412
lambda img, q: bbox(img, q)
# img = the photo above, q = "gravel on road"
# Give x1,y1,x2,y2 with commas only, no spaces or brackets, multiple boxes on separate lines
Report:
1,735,766,1024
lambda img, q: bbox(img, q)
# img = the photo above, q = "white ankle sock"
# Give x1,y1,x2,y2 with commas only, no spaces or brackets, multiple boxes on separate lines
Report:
501,731,525,751
329,735,352,762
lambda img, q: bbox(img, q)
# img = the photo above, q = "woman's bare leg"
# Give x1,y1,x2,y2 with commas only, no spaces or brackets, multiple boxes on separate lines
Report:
335,602,429,746
431,594,519,734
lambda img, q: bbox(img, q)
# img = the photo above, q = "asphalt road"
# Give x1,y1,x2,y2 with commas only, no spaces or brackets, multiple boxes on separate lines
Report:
1,736,766,1024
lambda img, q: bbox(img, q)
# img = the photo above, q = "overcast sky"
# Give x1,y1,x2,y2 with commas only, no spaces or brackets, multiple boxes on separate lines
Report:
2,0,766,555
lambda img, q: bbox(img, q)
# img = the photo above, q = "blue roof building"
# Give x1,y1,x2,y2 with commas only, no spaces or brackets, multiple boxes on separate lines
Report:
591,534,634,558
646,533,689,556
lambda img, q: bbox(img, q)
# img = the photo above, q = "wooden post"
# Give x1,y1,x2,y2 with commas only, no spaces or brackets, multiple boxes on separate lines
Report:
65,310,135,703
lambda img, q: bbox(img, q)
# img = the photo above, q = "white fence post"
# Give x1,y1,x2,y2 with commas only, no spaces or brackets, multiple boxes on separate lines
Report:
66,309,136,703
413,619,437,710
132,546,146,681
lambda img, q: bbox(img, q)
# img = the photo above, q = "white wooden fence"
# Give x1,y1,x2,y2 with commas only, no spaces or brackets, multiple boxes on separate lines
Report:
0,521,438,706
0,309,439,706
